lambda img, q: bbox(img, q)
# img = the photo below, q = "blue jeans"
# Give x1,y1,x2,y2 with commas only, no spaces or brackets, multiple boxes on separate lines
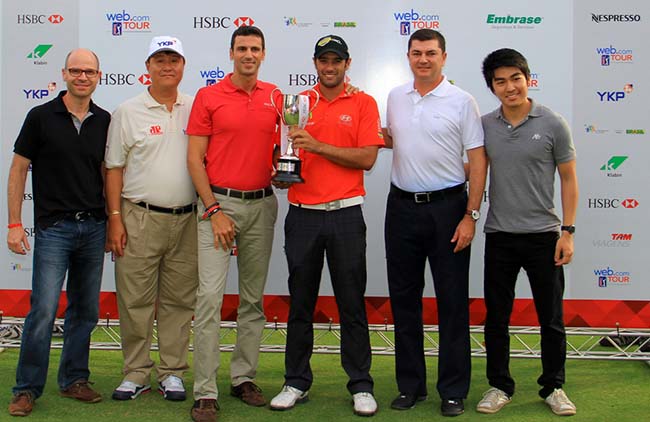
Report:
13,216,106,399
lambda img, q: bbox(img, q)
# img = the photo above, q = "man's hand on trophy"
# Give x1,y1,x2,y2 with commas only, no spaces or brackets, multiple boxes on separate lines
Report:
271,172,293,189
288,128,322,154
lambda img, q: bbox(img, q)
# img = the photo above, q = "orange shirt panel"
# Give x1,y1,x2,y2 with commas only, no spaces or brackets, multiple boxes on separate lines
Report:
288,86,384,204
187,74,280,190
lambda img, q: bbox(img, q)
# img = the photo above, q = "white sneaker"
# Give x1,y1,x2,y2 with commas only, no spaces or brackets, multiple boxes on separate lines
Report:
545,388,577,416
476,388,511,414
269,385,308,410
111,380,151,400
352,392,377,416
159,375,186,401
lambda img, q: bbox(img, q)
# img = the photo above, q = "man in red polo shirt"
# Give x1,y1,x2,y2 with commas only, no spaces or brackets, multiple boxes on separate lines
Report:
269,35,384,417
186,26,279,422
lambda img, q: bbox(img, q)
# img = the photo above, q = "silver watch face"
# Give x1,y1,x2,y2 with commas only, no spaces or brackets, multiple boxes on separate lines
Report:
471,210,480,220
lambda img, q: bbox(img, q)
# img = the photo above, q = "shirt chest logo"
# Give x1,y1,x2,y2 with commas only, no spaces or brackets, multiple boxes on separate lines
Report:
149,125,163,135
339,114,352,126
531,133,541,141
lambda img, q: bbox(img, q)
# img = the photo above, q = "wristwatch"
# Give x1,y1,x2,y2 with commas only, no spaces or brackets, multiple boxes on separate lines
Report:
466,209,480,221
561,225,575,234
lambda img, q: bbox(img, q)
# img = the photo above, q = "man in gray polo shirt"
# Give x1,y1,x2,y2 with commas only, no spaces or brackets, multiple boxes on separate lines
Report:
477,48,578,417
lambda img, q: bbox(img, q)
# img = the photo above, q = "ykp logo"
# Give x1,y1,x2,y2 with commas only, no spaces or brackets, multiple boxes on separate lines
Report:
588,198,638,208
17,14,64,24
23,89,49,100
597,84,633,102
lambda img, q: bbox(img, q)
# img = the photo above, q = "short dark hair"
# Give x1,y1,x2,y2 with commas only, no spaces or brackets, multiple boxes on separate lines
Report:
230,25,265,50
481,48,531,92
407,29,445,53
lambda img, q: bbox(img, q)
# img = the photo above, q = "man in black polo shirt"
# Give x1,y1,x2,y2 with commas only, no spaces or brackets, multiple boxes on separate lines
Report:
6,48,110,417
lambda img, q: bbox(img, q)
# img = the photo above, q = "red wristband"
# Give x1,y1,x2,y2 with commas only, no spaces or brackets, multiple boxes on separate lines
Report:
8,223,23,229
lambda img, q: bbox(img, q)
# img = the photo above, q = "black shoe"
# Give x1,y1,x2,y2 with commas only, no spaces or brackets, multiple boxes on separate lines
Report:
441,398,464,417
391,393,427,410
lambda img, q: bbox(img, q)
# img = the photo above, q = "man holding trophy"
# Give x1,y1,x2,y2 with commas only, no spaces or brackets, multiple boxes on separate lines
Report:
269,35,384,417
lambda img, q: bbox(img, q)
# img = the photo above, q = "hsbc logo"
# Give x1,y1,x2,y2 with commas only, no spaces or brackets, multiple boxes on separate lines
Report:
193,16,231,29
17,14,64,24
621,198,638,208
289,73,318,86
99,73,136,86
588,198,638,209
234,16,255,27
138,74,152,85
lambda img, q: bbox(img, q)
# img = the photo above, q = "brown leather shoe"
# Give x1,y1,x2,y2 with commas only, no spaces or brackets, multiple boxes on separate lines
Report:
59,379,102,403
191,399,219,422
230,381,266,407
9,391,34,416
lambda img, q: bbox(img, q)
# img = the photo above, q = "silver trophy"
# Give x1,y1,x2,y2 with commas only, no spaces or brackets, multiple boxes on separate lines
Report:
271,89,319,183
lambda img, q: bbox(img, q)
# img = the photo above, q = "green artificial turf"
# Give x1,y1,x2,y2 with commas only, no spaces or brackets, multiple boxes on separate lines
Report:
0,334,648,421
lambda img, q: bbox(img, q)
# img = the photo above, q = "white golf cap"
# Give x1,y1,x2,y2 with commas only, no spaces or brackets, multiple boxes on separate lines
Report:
147,35,184,59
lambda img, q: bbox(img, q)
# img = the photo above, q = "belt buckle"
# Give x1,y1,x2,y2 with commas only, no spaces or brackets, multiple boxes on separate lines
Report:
414,192,430,204
171,207,183,215
74,211,88,220
325,200,341,211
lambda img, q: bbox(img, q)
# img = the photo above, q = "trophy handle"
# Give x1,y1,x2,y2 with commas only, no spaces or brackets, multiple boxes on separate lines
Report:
307,89,320,113
270,88,283,119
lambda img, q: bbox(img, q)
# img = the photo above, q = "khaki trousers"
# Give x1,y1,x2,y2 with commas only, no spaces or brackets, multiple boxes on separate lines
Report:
115,199,198,385
192,193,277,400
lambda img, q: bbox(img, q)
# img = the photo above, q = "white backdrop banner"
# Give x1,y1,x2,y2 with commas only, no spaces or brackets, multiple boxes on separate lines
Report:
1,1,648,320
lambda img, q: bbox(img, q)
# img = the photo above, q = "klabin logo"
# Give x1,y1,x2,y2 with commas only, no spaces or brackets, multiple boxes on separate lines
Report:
600,156,627,177
27,44,53,65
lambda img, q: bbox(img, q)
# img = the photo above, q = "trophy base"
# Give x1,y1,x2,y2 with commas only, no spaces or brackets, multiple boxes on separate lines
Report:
274,156,304,183
274,172,304,183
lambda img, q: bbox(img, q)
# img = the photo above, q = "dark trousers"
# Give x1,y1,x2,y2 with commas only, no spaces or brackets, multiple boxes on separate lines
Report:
484,231,566,398
385,188,471,400
283,205,373,394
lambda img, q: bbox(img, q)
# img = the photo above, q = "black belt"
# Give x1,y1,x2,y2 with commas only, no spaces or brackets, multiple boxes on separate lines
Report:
135,201,196,215
390,183,465,204
63,211,96,221
211,185,274,200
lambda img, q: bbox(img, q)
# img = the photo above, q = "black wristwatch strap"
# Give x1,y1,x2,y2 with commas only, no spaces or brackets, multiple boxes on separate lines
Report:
561,225,575,234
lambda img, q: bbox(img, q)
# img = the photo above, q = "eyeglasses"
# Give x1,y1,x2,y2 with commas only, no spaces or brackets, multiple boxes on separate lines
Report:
67,68,99,78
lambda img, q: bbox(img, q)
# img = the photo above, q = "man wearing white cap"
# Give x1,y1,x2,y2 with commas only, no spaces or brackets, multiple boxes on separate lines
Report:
105,36,198,402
